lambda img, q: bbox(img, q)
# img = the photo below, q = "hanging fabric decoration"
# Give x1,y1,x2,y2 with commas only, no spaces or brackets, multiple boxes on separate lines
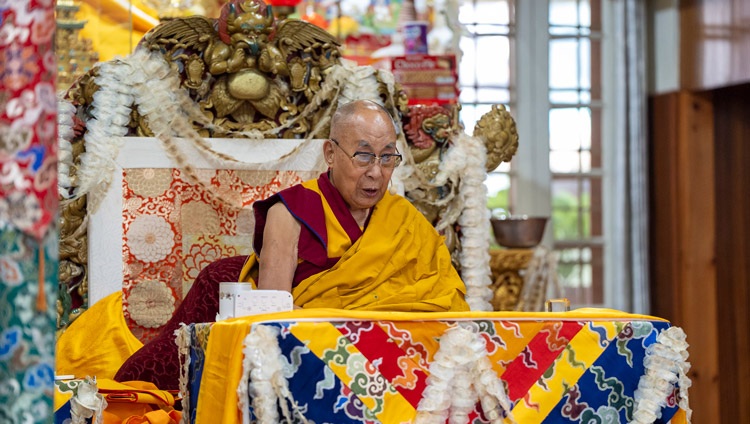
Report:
0,0,59,422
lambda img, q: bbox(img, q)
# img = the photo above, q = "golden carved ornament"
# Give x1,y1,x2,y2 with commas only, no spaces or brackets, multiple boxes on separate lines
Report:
473,104,519,171
65,0,343,138
58,194,89,329
488,249,534,311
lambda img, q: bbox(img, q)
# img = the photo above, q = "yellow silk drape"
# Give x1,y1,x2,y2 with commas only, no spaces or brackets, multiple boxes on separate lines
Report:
55,291,143,380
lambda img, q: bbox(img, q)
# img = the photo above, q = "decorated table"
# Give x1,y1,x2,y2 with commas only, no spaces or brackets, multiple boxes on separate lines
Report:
178,309,691,424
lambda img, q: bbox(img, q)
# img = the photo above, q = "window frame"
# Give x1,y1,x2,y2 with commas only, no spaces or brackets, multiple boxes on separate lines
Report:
458,0,626,310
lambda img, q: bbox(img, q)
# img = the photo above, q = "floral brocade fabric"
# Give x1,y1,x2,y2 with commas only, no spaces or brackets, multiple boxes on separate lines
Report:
0,1,58,240
121,168,317,342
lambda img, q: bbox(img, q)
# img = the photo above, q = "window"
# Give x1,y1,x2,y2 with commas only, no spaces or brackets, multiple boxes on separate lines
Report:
460,0,609,307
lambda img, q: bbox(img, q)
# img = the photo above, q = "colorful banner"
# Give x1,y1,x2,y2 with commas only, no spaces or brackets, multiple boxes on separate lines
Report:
0,0,58,422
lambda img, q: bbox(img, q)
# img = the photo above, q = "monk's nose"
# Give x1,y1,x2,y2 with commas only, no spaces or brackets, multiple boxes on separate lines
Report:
365,161,385,178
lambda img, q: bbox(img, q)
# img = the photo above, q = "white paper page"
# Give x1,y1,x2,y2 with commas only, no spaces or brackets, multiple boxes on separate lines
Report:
234,289,294,317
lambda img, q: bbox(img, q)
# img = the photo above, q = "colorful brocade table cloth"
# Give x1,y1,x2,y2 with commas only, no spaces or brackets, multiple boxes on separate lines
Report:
181,309,689,424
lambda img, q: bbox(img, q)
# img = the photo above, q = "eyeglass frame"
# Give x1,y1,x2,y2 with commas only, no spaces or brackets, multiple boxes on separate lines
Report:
329,138,403,169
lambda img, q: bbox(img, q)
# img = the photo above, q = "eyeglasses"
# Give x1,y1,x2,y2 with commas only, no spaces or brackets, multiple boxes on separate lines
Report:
330,139,402,169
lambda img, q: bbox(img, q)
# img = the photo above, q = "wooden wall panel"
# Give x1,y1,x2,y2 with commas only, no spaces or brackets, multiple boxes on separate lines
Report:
649,91,720,422
713,84,750,423
649,94,682,323
680,0,750,90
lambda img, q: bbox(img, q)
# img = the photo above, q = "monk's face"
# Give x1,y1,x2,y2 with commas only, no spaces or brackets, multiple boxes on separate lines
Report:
327,107,398,215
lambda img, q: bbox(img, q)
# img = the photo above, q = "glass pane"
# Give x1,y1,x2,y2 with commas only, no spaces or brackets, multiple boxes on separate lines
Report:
549,39,579,89
460,87,477,103
581,179,591,209
579,108,592,144
559,248,581,262
477,88,510,103
551,178,580,240
549,108,584,150
581,246,592,261
580,151,591,172
549,108,591,154
579,38,591,88
581,203,591,238
485,172,511,214
476,36,510,86
550,151,580,173
459,38,477,86
460,0,511,25
558,261,580,287
557,246,596,305
578,0,592,27
549,0,580,27
474,0,511,25
581,263,593,287
459,104,493,133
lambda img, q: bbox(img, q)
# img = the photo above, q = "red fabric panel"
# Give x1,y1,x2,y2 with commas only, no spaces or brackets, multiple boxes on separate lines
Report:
115,255,248,390
502,321,584,402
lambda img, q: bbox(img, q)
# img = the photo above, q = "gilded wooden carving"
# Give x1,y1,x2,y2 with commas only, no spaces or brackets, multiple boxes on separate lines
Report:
489,249,534,311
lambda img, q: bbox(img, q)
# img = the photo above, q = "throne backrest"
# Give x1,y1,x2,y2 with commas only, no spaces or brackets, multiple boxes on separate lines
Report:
86,137,326,339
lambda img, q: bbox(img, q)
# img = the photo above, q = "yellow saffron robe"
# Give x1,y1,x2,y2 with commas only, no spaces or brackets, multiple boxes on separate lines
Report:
55,292,143,380
239,173,469,312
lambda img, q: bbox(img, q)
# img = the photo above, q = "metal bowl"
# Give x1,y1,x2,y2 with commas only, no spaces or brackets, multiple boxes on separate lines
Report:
490,216,548,248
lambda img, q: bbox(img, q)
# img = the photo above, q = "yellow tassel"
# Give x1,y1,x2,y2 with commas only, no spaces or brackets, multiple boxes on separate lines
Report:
36,245,47,313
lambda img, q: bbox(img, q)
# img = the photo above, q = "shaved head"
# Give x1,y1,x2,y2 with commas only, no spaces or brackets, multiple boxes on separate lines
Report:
330,100,399,140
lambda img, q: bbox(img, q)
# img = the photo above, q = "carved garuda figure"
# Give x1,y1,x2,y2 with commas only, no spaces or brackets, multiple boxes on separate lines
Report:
136,0,340,136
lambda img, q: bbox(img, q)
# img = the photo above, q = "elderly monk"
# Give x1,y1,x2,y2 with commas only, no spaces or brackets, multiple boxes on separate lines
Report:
238,99,469,311
111,100,467,390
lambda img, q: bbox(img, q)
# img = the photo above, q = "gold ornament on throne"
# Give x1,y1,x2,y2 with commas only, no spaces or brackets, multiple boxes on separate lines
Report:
473,104,519,171
126,0,342,137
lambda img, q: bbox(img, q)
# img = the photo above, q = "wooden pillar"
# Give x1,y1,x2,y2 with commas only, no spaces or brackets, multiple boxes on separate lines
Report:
650,91,720,422
713,84,750,423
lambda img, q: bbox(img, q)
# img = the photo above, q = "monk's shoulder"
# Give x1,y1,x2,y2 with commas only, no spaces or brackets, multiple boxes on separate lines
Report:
382,192,430,223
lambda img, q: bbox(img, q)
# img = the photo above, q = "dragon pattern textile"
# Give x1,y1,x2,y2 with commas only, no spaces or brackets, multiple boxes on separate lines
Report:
181,312,690,423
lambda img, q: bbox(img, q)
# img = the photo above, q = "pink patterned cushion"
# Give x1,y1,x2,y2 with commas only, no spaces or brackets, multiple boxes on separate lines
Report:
114,255,248,390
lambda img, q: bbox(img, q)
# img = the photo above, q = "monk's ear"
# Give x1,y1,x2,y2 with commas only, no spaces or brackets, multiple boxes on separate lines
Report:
324,140,335,165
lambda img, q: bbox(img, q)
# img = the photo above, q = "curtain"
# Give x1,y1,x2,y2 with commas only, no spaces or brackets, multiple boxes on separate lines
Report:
612,0,650,314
